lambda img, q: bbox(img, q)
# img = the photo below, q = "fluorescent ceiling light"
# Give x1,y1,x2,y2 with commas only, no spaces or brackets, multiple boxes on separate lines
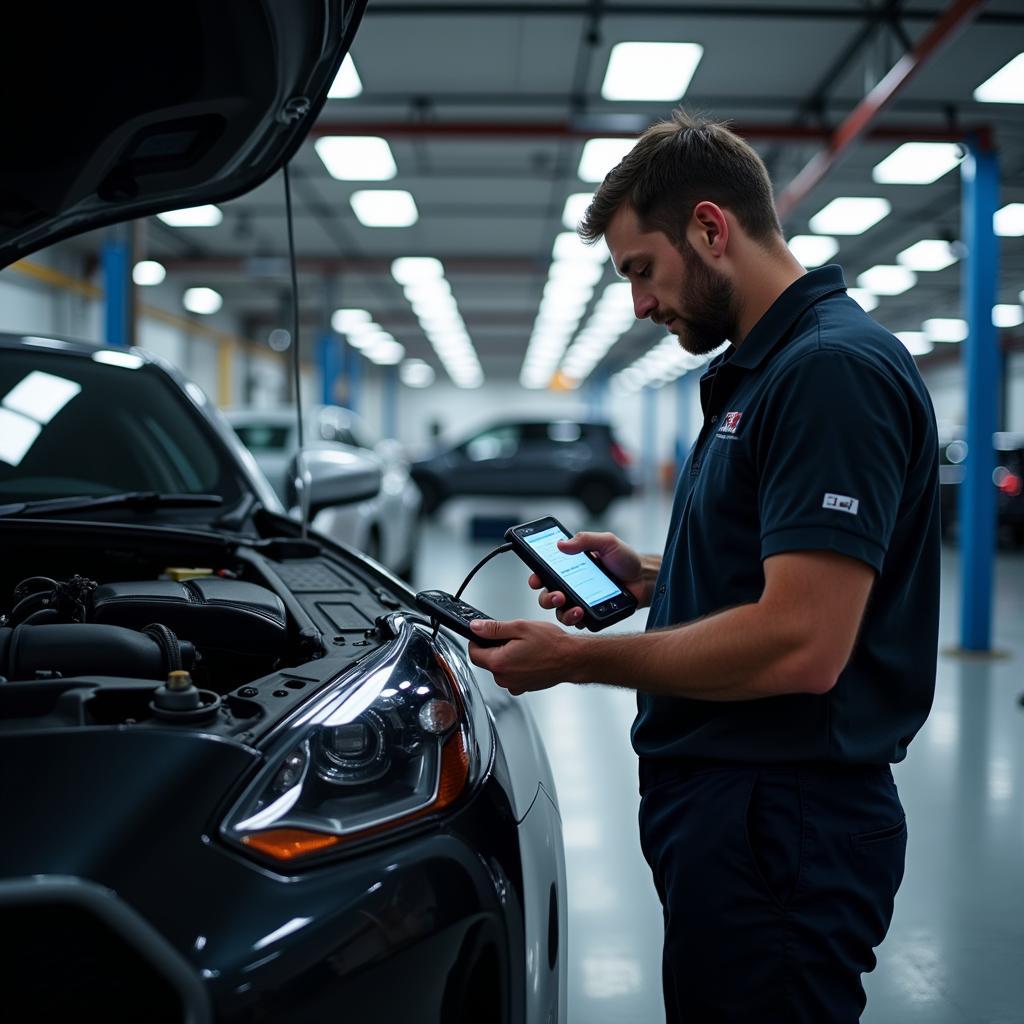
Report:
896,239,959,272
328,54,362,99
549,260,605,285
562,193,594,230
857,265,916,296
923,318,968,342
315,136,397,181
787,235,838,267
132,260,166,286
400,360,435,388
2,371,82,424
847,288,879,312
577,138,636,183
973,52,1024,104
895,332,934,357
872,143,962,185
994,203,1024,237
332,308,372,333
368,342,405,365
552,231,609,263
183,287,222,315
809,197,890,235
993,304,1023,328
601,42,704,101
350,190,418,227
157,205,222,228
392,257,444,284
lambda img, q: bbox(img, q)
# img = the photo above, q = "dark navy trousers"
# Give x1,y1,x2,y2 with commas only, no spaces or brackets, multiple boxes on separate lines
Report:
638,760,907,1023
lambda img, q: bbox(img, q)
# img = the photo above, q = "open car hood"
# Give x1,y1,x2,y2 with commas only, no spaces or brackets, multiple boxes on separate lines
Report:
1,0,367,268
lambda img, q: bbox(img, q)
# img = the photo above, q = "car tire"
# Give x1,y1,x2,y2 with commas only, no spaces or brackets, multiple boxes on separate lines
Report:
578,478,614,516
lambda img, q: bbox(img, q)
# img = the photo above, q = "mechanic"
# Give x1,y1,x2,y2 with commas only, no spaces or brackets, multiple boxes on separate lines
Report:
467,109,940,1022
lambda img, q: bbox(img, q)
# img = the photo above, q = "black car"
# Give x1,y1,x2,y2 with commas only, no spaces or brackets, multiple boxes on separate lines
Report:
939,432,1024,545
412,419,634,516
0,4,565,1022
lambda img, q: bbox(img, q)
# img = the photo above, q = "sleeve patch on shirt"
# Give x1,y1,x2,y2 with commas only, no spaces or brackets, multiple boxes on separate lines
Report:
823,492,859,515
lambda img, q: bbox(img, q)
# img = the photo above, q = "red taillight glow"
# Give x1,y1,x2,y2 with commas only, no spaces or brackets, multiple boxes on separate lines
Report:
610,442,631,467
998,472,1022,497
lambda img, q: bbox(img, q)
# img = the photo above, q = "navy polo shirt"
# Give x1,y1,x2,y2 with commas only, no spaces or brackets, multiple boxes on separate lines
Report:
632,265,940,765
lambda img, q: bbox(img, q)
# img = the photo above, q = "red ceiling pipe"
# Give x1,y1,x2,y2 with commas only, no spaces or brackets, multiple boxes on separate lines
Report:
775,0,987,221
309,120,982,144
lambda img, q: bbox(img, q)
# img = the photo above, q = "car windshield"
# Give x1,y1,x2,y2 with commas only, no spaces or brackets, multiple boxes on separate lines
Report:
0,348,247,507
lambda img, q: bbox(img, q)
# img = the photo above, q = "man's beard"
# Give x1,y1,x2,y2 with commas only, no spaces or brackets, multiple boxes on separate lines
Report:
670,242,737,356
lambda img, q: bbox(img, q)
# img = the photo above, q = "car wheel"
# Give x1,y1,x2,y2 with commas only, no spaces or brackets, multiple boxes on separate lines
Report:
578,478,614,516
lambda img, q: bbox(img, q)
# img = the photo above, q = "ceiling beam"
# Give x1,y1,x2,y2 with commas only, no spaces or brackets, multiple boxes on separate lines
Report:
775,0,986,222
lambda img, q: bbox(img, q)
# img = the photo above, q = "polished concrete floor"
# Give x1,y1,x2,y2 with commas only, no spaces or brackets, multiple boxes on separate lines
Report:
414,493,1024,1024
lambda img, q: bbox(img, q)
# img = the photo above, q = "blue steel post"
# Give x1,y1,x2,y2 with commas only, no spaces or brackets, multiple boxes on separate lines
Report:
319,277,338,406
102,230,132,348
383,365,398,439
958,139,1000,651
347,341,362,415
643,385,659,496
675,373,694,471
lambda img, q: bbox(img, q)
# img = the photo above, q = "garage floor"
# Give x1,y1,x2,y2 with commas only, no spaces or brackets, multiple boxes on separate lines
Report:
415,494,1024,1024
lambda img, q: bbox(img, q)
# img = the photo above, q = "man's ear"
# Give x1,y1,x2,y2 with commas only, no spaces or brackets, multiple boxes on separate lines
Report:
690,201,729,257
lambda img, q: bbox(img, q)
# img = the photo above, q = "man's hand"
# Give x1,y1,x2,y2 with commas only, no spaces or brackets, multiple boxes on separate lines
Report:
467,618,581,696
530,531,653,627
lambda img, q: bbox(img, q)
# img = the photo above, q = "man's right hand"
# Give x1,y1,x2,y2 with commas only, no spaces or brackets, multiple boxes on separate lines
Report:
529,531,652,628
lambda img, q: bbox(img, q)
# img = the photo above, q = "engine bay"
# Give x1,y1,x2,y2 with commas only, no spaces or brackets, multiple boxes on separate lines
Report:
0,520,420,741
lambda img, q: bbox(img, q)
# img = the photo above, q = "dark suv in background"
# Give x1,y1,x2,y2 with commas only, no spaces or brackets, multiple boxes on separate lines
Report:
939,431,1024,545
411,419,634,516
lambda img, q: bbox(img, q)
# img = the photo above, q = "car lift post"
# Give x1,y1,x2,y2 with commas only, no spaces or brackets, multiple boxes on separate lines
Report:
102,225,133,348
958,137,1000,652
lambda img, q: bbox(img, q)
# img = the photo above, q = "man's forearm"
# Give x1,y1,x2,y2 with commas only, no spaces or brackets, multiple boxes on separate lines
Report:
568,600,828,700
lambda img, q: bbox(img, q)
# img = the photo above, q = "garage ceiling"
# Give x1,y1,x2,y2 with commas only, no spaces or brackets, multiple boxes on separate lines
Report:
95,1,1024,384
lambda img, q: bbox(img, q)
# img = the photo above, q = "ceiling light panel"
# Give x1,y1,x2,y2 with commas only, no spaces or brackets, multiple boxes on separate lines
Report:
390,260,483,387
896,240,959,272
895,332,934,357
328,54,362,99
809,197,890,235
857,265,916,296
562,193,594,230
993,304,1023,328
133,260,166,286
577,138,636,183
872,143,962,185
787,235,838,267
923,318,968,342
973,52,1024,104
847,288,879,312
601,42,704,101
350,190,418,227
315,136,397,180
183,287,222,315
994,203,1024,237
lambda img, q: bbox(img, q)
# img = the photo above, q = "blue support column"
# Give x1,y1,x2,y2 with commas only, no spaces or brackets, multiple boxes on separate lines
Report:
347,342,362,415
958,139,1000,652
642,385,659,494
102,234,132,348
383,365,398,439
318,331,339,406
675,373,695,470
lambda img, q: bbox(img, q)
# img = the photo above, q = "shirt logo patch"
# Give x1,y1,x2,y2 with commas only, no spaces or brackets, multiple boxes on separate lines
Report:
719,411,743,434
823,492,859,515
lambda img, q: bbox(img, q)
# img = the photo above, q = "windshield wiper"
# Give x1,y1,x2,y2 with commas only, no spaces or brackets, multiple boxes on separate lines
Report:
0,492,225,519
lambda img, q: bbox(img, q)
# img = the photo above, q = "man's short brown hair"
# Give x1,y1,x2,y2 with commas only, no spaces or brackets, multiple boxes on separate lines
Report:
578,109,782,247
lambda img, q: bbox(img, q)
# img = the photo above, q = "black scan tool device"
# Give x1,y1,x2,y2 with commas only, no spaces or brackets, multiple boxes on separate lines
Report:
505,515,637,631
415,590,504,647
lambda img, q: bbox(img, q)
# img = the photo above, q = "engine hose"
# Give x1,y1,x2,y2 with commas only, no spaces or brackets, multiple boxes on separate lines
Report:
142,623,183,673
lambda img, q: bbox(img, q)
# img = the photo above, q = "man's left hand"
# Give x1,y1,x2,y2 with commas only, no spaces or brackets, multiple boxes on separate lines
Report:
467,618,581,696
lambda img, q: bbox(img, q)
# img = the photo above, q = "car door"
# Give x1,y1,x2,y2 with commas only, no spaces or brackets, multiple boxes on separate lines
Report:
448,424,522,495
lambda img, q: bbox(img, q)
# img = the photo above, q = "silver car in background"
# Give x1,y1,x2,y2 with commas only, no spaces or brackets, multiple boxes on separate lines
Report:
227,406,422,579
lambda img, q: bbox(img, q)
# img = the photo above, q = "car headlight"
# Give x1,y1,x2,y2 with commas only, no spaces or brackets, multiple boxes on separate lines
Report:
221,617,493,865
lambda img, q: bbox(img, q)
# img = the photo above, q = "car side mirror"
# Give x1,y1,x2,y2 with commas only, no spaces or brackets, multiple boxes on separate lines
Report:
288,446,382,518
